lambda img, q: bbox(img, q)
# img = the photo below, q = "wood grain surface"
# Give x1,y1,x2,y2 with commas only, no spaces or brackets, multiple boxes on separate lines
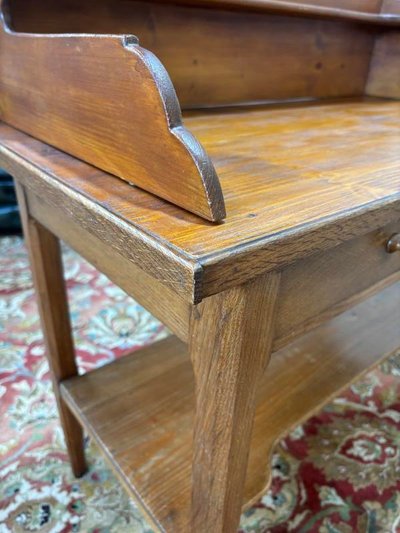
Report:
61,282,400,532
366,0,400,98
25,189,191,342
0,4,225,221
21,183,400,350
139,0,400,26
7,0,383,108
139,0,400,23
2,99,399,301
7,0,393,22
189,272,280,532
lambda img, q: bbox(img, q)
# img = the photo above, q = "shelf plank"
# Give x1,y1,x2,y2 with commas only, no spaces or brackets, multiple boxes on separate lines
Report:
61,280,400,532
246,279,400,504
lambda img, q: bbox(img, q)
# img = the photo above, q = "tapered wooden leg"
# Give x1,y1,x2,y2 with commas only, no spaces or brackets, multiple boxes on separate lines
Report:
15,182,87,477
189,272,281,533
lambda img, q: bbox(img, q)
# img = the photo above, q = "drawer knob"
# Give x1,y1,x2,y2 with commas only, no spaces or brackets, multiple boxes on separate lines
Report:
386,234,400,253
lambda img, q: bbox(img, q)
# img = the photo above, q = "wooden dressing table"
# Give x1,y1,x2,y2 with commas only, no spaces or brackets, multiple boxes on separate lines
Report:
1,0,399,531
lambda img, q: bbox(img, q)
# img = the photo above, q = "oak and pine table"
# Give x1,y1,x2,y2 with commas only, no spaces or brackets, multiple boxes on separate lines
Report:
1,0,400,531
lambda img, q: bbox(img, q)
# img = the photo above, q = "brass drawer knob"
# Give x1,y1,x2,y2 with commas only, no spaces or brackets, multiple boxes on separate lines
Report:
386,234,400,253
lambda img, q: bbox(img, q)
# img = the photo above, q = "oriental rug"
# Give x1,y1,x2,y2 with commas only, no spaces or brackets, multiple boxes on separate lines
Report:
1,237,399,533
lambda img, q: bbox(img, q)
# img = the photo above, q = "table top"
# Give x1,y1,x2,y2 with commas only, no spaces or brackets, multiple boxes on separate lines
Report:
1,98,399,299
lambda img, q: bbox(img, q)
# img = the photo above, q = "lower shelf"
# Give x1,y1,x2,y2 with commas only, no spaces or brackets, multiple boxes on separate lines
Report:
61,281,400,532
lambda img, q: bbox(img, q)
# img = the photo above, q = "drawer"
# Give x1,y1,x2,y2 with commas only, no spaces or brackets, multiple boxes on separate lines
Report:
274,221,400,350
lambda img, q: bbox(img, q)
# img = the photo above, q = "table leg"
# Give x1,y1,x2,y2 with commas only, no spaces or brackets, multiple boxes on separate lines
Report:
189,271,281,532
15,182,87,477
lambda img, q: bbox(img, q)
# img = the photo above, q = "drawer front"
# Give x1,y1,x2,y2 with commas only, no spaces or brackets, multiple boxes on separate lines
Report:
274,221,400,350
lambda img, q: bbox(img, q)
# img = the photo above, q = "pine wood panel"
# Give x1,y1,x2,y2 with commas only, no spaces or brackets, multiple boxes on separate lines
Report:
9,0,392,25
366,0,400,98
61,281,400,532
2,99,399,300
0,6,225,221
141,0,399,22
184,100,400,252
7,0,381,108
366,31,400,98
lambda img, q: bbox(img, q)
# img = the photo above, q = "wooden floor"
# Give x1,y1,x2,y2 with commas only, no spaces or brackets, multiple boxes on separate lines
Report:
61,281,400,532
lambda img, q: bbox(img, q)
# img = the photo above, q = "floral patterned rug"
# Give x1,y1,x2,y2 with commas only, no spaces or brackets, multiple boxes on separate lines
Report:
1,236,400,533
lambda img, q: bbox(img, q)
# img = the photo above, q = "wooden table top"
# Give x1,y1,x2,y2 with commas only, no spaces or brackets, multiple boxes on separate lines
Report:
1,98,399,298
185,98,400,252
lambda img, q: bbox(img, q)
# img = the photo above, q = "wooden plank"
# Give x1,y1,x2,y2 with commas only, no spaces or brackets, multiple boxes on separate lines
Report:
8,0,390,24
189,272,280,532
61,281,400,532
366,31,400,99
15,182,86,477
7,0,380,108
26,190,191,342
140,0,400,23
0,4,225,221
1,99,400,301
